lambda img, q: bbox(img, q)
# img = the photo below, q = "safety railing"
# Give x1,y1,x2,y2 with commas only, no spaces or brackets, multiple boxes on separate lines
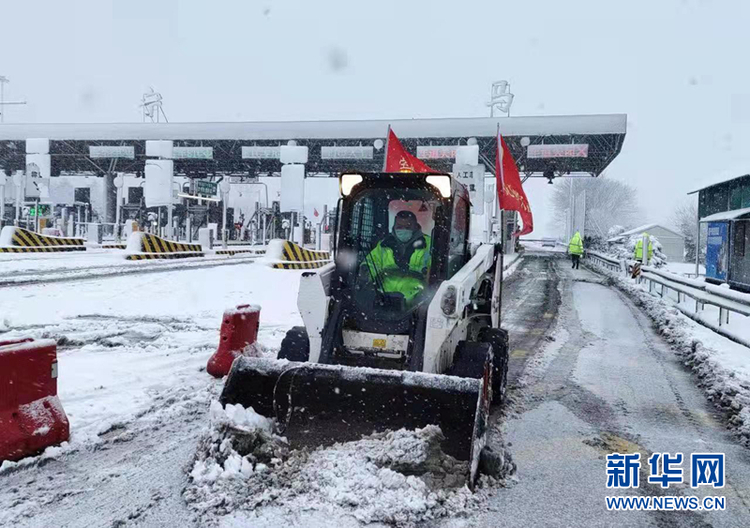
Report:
638,266,750,327
586,250,624,273
586,251,750,348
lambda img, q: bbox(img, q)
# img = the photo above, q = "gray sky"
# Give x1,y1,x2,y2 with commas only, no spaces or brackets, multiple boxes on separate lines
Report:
3,0,750,236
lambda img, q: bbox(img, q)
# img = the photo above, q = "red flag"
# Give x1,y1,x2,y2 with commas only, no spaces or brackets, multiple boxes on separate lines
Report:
496,134,533,236
313,208,319,217
384,128,437,173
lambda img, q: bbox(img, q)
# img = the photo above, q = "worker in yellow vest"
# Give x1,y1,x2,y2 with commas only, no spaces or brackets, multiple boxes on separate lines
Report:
568,231,584,269
634,233,653,263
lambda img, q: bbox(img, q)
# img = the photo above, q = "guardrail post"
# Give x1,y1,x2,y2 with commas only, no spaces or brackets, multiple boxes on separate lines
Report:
718,307,723,327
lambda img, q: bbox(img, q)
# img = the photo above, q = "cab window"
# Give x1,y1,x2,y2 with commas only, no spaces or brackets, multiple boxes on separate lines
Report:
448,196,469,277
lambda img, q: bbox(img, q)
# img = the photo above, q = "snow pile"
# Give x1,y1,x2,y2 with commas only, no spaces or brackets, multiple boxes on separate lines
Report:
606,233,667,267
185,402,500,526
607,225,626,238
189,401,286,486
586,263,750,443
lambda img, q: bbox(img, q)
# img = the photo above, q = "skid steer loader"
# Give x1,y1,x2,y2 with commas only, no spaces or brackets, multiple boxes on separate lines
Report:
220,172,509,487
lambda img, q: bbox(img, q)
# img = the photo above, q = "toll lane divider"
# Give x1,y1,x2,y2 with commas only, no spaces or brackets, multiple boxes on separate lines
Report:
0,226,86,253
213,248,266,256
124,232,204,260
0,338,70,462
265,239,331,270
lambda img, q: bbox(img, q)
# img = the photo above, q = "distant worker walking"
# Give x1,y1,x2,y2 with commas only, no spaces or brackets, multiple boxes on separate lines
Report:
568,231,584,269
634,233,653,263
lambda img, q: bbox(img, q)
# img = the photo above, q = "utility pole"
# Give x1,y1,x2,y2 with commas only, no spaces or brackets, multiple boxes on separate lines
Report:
0,76,27,123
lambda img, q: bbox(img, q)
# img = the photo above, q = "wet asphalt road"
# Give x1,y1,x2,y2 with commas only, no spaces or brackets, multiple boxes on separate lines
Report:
442,255,750,528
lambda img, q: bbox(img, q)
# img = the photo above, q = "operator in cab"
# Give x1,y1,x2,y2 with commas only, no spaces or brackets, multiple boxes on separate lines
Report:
364,210,432,305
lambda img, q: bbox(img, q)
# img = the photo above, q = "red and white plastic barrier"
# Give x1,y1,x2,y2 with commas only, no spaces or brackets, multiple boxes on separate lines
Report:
207,305,261,378
0,338,70,462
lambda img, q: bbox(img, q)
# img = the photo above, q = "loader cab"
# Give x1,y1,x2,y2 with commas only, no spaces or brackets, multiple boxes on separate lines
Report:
331,172,471,341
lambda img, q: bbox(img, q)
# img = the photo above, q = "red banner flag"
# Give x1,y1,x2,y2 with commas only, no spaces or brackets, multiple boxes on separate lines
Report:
496,134,533,236
384,128,438,173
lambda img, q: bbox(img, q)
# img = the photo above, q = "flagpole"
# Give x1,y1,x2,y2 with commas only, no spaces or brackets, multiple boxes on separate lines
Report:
382,125,391,171
494,123,504,328
496,123,504,248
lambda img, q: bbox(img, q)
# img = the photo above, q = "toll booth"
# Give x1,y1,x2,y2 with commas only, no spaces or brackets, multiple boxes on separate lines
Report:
692,173,750,292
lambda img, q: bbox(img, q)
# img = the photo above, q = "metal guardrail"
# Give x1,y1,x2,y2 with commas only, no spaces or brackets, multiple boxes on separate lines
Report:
638,267,750,327
586,250,624,273
586,250,750,348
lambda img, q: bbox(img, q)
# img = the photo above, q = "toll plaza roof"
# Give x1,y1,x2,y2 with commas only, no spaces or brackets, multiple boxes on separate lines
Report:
0,114,626,177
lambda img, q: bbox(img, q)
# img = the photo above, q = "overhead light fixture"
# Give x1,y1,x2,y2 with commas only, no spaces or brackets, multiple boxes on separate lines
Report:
544,166,555,184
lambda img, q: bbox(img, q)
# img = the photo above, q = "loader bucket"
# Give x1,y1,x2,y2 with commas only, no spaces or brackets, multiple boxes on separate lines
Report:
219,356,492,488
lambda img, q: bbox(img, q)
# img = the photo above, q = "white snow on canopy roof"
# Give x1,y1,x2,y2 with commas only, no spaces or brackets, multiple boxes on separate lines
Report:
617,223,658,237
700,207,750,223
0,114,626,141
688,165,750,195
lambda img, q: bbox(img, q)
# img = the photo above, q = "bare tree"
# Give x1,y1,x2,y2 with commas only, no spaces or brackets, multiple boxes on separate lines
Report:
670,200,704,262
550,176,640,239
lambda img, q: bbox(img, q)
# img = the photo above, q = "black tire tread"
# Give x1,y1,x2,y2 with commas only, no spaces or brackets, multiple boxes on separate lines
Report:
277,326,310,362
478,327,509,404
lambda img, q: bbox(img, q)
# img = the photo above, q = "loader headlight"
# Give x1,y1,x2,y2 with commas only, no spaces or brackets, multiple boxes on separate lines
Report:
441,285,458,316
340,173,363,196
426,175,452,198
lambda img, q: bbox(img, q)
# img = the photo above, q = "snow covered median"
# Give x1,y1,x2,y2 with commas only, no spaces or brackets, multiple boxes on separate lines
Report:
185,401,510,526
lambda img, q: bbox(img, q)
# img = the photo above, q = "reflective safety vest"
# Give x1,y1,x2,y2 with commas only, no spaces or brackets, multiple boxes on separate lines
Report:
634,235,653,261
365,234,431,302
568,232,584,256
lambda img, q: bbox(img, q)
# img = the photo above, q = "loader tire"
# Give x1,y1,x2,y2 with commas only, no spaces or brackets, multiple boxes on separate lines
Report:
278,326,310,362
449,341,492,379
479,327,509,404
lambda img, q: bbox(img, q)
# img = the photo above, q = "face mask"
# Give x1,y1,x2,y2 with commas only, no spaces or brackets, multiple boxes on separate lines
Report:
394,229,413,243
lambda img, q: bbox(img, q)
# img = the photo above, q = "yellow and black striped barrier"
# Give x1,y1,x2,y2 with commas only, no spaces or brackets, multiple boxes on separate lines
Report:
102,244,127,250
214,248,265,256
124,232,204,261
281,241,329,262
272,261,330,270
0,227,86,253
127,252,204,261
268,240,331,270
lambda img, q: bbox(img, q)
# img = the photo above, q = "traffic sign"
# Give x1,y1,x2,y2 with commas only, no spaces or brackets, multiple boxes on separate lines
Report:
28,204,50,217
196,180,217,197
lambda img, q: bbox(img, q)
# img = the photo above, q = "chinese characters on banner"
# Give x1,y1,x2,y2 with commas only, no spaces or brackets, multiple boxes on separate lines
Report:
384,129,438,173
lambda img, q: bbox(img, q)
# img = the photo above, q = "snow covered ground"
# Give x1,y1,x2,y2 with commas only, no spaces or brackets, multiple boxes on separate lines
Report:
0,254,520,527
0,261,302,455
664,262,705,277
519,239,566,254
5,249,750,527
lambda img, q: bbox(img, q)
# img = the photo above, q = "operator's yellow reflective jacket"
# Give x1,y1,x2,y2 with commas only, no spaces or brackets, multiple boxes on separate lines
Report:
365,233,431,302
568,232,584,256
634,233,654,261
